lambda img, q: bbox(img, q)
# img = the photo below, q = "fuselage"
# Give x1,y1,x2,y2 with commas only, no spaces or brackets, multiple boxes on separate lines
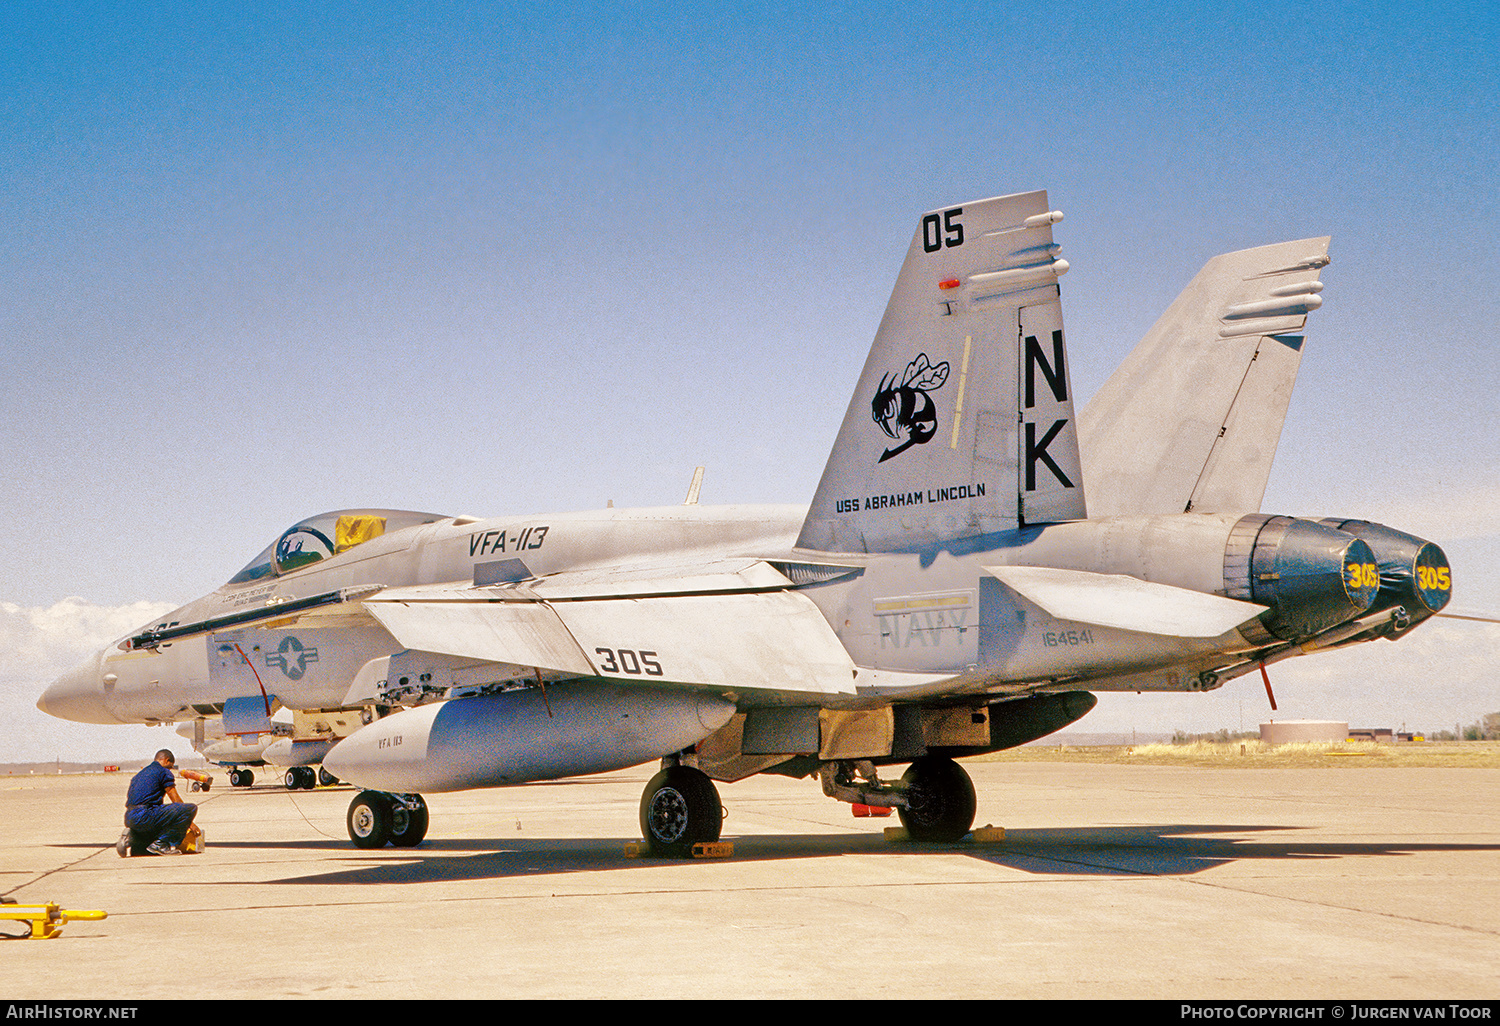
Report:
40,500,1443,729
40,504,806,725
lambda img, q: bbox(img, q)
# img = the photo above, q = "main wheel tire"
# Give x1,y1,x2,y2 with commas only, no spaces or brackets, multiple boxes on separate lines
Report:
285,768,300,790
389,795,429,848
319,767,339,787
348,791,393,849
639,766,721,858
897,756,976,842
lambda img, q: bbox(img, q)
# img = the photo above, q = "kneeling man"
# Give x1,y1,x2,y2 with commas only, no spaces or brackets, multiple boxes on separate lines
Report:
121,749,205,856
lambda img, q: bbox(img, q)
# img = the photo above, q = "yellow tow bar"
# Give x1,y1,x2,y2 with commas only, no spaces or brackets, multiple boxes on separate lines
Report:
1,902,107,939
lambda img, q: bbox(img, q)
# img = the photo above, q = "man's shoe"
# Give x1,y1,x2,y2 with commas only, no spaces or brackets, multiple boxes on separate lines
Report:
116,830,131,858
146,840,179,856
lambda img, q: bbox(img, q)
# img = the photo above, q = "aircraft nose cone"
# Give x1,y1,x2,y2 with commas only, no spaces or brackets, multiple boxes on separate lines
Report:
38,650,123,724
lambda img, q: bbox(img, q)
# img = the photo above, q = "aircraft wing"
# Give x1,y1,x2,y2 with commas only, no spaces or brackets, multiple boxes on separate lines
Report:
362,559,861,695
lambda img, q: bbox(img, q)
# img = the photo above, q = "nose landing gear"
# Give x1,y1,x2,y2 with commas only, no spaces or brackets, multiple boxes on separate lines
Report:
639,765,722,858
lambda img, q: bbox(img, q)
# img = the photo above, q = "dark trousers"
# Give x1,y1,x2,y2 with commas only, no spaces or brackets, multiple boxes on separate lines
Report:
125,803,197,854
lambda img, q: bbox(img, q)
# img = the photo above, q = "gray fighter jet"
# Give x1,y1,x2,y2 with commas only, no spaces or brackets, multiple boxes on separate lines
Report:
39,190,1452,855
175,716,340,789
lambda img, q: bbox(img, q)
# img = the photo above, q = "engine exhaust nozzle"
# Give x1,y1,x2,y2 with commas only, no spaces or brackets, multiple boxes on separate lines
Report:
1225,515,1381,643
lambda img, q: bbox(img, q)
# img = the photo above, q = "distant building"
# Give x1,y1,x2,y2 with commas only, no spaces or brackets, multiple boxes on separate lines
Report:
1259,722,1418,743
1348,728,1419,743
1260,720,1347,743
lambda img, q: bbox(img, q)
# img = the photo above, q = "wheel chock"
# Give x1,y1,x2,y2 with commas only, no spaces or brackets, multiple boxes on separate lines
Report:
882,825,1005,844
0,902,107,939
624,840,735,858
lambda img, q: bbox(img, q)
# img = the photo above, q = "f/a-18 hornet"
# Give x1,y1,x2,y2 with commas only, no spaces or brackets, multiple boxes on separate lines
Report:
40,190,1452,855
174,715,339,790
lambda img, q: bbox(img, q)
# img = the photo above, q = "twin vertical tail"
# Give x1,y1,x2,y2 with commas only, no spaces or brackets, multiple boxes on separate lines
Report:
1077,236,1331,517
798,190,1086,554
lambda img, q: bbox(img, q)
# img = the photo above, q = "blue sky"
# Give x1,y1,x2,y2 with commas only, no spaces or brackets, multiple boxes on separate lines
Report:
3,2,1497,760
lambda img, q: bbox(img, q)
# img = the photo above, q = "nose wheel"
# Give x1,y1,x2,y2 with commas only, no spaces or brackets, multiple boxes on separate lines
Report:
639,766,721,858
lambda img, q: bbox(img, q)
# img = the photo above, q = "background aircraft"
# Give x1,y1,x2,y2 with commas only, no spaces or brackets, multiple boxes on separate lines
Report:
174,715,340,789
39,190,1450,855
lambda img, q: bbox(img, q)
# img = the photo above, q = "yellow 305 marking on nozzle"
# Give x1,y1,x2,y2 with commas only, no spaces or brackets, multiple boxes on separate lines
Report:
1416,566,1451,590
950,335,973,449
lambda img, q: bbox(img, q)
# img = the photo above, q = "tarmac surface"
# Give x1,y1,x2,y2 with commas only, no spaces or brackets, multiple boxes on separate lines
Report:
3,760,1498,1000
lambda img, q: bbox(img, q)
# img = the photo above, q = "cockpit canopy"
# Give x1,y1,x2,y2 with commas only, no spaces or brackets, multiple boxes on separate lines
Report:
229,509,449,584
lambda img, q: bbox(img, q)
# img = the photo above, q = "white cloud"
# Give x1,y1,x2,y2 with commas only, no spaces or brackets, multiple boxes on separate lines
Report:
0,597,178,679
1,598,181,764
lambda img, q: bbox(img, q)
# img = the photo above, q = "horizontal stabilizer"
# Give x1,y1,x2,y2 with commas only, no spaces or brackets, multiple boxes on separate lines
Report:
985,565,1266,637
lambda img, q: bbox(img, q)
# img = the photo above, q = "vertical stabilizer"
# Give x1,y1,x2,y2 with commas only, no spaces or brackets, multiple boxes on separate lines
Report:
1078,238,1330,517
799,191,1085,553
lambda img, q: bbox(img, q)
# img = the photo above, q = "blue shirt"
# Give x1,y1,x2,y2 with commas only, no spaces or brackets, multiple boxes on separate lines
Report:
125,762,174,808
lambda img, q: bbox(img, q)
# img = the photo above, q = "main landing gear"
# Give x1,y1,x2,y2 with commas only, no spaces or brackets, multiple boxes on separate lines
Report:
632,755,975,857
896,756,977,842
228,768,254,787
339,757,972,855
347,791,429,849
639,765,722,858
284,766,317,790
821,755,977,842
281,766,339,789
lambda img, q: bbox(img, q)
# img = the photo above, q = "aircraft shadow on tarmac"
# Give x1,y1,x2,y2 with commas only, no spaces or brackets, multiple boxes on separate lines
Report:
953,824,1500,877
89,824,1499,887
